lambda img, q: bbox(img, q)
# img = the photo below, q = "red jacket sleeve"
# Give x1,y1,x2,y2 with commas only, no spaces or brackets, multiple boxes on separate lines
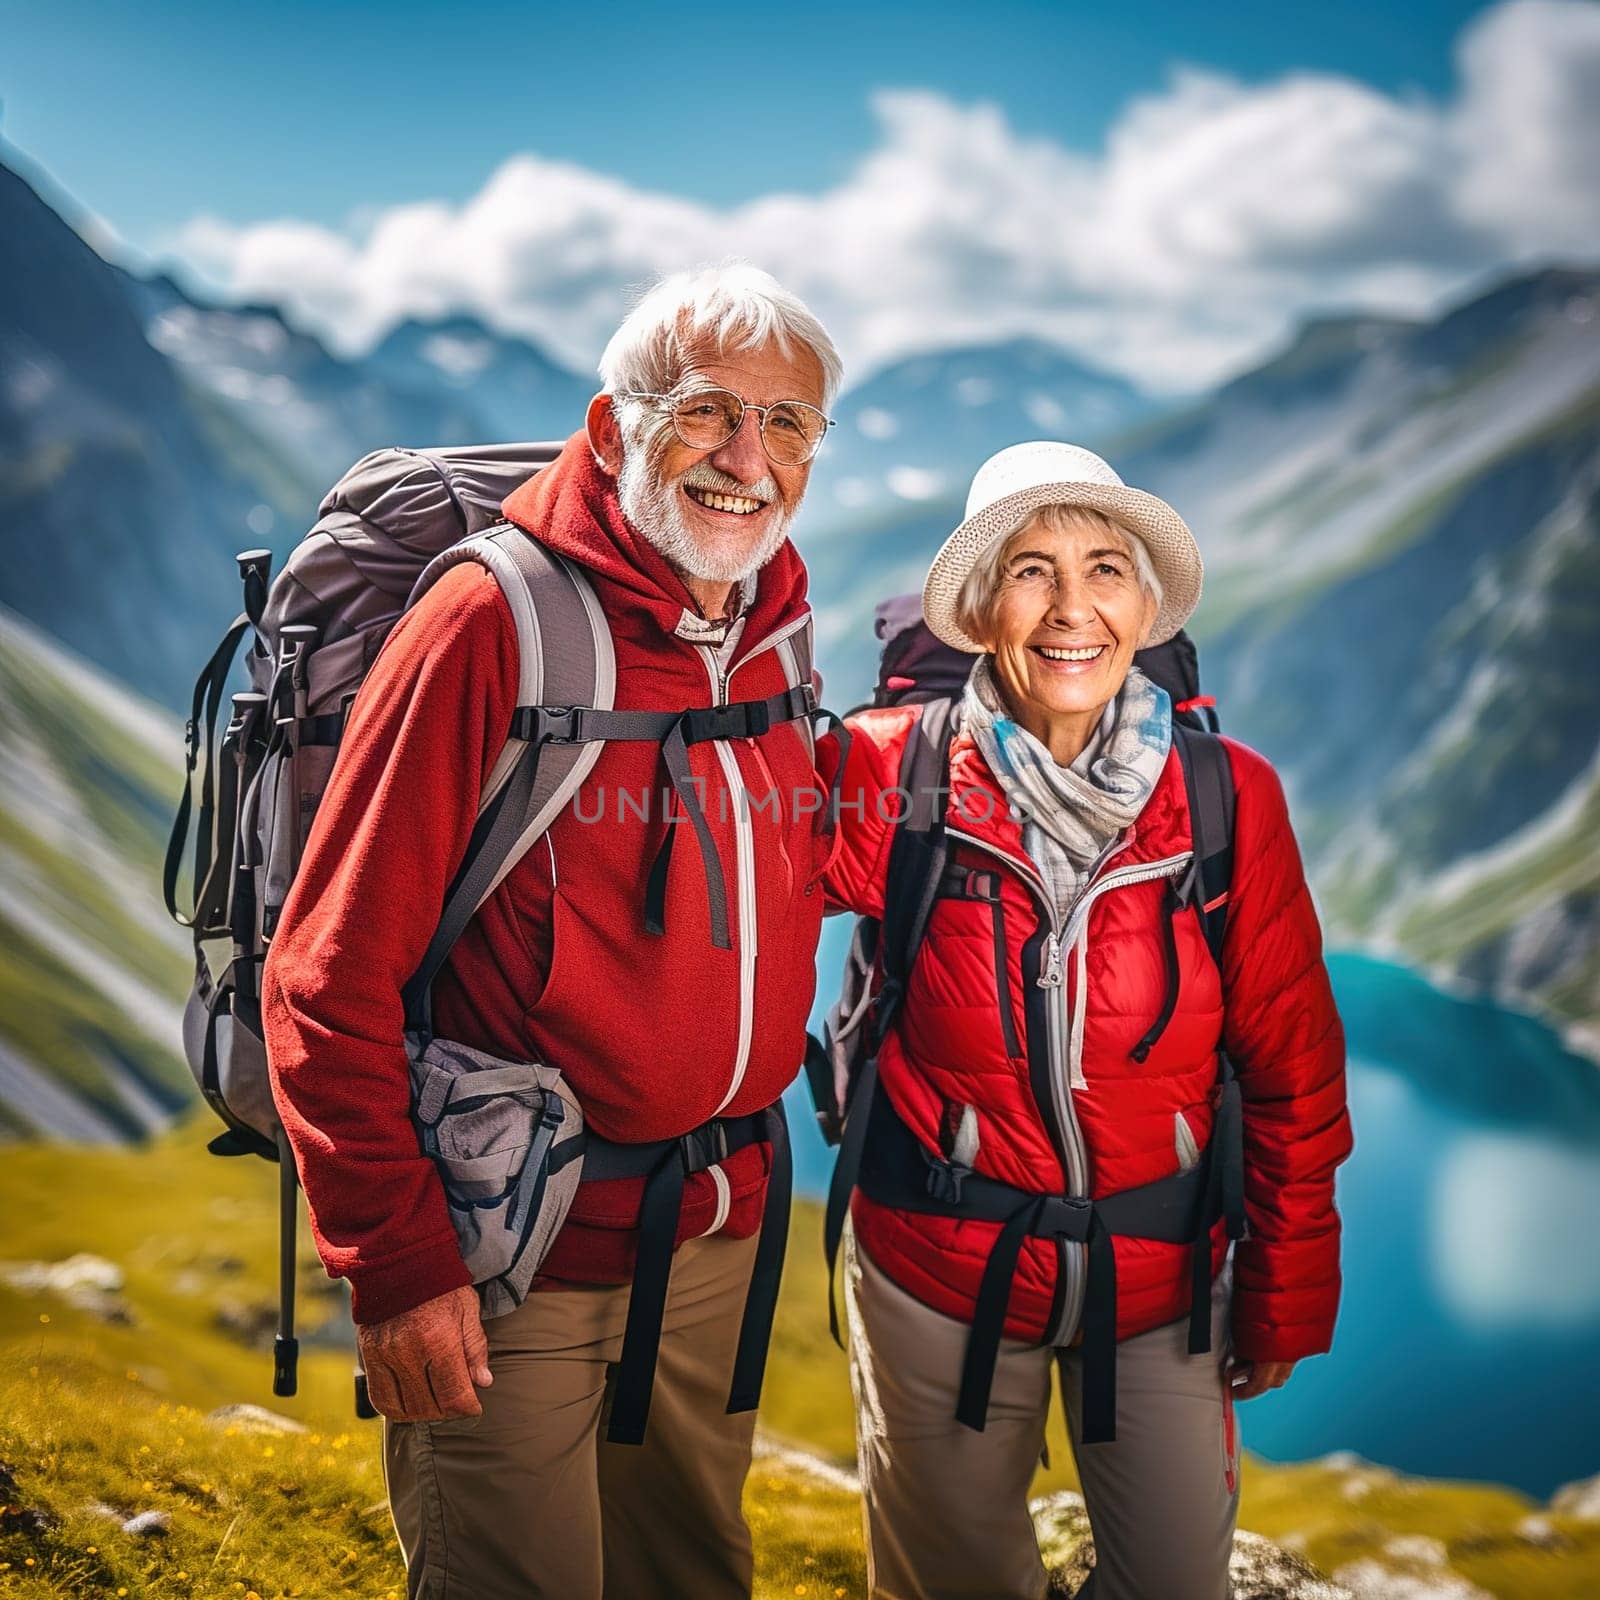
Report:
813,707,915,921
261,562,520,1324
1219,739,1353,1364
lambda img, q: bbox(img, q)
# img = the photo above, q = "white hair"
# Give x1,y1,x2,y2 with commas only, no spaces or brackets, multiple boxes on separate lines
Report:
598,261,843,409
954,503,1164,645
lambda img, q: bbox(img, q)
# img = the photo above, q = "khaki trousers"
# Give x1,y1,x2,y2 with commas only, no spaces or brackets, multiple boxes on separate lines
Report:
383,1230,762,1600
845,1227,1240,1600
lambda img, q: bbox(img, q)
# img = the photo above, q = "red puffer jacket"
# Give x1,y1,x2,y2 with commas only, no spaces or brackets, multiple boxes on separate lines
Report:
815,706,1351,1364
263,435,827,1324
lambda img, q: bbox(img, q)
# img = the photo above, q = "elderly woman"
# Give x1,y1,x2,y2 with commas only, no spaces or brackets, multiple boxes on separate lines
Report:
815,442,1351,1600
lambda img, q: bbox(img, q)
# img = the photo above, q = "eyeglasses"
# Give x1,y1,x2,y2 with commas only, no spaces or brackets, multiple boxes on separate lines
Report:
615,387,834,466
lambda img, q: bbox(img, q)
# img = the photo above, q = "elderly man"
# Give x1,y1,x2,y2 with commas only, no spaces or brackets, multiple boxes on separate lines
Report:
262,264,842,1600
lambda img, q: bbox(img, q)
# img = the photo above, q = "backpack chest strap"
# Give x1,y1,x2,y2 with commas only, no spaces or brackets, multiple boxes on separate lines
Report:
510,682,815,746
511,684,821,952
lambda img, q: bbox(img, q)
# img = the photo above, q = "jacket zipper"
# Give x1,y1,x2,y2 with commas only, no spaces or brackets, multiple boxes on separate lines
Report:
695,642,758,1119
706,607,814,1115
943,825,1192,1345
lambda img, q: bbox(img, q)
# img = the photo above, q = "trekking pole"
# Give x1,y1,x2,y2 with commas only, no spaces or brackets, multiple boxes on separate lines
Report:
236,548,272,631
272,1125,300,1397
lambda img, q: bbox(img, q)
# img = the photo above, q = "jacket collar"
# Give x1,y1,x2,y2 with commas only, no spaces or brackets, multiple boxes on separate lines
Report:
943,727,1193,880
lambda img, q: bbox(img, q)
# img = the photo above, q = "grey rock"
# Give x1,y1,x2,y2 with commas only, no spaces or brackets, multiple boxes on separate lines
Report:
205,1403,308,1436
1551,1471,1600,1520
121,1510,170,1537
1032,1490,1352,1599
0,1254,134,1325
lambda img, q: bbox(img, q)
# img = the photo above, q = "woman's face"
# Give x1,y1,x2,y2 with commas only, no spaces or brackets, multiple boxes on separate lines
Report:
980,514,1158,726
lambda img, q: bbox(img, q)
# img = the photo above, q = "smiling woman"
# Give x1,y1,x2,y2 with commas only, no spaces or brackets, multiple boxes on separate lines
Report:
811,438,1352,1600
955,502,1164,767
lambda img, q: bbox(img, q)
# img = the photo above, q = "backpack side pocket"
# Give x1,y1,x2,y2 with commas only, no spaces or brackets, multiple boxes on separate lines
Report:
408,1035,585,1319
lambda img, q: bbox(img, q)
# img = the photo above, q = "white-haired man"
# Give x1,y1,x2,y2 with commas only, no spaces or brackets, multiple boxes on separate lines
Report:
263,265,843,1598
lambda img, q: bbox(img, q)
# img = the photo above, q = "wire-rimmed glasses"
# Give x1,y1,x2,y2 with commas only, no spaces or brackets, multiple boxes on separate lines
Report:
615,387,834,466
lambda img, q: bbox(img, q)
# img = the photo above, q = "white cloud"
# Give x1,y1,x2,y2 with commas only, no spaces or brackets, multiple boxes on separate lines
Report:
1452,0,1600,256
887,466,945,500
159,0,1600,393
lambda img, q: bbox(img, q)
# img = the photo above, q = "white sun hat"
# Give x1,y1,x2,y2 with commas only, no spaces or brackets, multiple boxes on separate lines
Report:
921,440,1203,654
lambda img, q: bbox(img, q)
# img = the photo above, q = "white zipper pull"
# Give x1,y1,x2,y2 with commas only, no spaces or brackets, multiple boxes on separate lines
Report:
1038,930,1064,988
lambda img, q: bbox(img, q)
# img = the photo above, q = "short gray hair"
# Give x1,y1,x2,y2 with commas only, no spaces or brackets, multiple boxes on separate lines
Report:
598,261,843,412
954,503,1164,646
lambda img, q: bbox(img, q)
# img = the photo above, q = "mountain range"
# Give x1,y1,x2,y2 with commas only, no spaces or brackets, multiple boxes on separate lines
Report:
0,143,1596,1141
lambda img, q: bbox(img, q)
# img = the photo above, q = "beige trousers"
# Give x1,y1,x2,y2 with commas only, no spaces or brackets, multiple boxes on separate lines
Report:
845,1227,1240,1600
383,1230,762,1600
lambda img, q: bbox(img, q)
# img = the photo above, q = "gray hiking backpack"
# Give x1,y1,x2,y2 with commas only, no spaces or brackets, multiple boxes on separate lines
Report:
164,443,612,1406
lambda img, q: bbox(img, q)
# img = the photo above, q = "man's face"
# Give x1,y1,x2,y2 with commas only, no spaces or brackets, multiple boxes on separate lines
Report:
612,339,827,585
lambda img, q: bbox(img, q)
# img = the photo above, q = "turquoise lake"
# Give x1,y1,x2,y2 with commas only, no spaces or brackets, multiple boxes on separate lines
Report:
785,932,1600,1498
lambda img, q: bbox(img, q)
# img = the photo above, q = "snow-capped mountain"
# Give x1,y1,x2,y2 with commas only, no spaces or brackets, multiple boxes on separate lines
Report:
363,313,592,445
2,141,1597,1139
806,337,1159,535
806,267,1600,1040
0,156,300,709
125,273,494,492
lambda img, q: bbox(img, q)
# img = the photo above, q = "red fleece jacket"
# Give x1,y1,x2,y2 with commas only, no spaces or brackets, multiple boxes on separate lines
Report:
262,436,827,1323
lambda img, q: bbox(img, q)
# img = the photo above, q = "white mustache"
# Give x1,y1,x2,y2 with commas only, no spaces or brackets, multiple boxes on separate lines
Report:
677,461,780,504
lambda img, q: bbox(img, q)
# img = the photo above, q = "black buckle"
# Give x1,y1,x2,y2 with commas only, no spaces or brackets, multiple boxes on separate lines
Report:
683,699,771,745
1036,1194,1094,1242
516,706,582,744
679,1119,730,1174
184,717,199,760
923,1154,973,1205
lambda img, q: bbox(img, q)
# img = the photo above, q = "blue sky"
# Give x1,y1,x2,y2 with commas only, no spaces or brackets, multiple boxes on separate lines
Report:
3,0,1493,243
3,0,1595,393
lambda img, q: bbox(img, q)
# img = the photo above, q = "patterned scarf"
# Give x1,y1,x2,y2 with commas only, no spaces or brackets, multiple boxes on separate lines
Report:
961,655,1173,922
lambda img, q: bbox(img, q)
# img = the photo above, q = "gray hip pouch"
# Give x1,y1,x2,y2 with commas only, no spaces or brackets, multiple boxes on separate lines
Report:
407,1033,586,1320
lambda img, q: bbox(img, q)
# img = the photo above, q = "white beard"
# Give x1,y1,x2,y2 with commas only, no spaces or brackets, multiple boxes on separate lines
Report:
617,438,795,585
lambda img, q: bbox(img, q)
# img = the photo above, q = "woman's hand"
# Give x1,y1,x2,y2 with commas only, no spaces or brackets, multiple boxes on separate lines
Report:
1226,1357,1296,1400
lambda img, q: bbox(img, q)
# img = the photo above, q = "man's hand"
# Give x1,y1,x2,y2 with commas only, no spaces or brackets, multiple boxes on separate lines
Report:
356,1285,493,1423
1226,1357,1296,1400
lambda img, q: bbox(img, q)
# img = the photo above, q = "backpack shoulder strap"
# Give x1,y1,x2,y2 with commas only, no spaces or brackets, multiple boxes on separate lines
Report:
824,695,962,1343
401,525,615,1030
1171,723,1235,970
1171,724,1251,1260
876,698,961,1024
